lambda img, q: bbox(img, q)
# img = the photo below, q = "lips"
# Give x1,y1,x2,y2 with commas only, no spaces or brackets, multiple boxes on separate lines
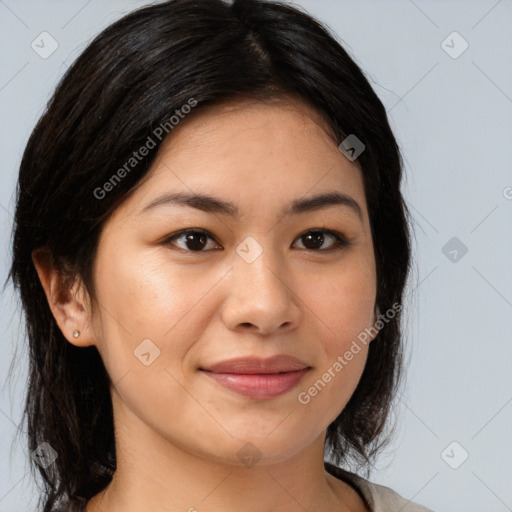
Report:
200,355,310,400
201,355,309,374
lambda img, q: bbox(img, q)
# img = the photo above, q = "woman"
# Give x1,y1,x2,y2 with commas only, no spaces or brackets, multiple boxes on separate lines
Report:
9,0,433,510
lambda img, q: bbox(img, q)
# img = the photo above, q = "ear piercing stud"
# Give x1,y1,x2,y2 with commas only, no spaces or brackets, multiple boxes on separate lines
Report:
72,330,81,339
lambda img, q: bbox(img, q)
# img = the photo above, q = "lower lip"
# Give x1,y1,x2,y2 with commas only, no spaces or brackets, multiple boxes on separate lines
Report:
201,369,310,400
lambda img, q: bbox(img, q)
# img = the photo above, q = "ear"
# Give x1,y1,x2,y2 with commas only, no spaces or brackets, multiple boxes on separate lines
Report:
32,248,95,347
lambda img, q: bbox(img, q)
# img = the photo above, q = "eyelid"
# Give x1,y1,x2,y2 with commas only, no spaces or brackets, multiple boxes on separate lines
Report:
162,228,221,251
162,227,353,253
294,228,352,251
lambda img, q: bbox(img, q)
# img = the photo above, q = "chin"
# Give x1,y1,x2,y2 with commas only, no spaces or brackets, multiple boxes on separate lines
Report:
197,428,318,468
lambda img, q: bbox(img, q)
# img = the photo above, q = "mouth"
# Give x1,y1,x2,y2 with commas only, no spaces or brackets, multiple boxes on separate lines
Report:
200,355,311,400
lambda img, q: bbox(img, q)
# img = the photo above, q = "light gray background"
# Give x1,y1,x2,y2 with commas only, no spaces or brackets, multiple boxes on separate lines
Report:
1,1,511,511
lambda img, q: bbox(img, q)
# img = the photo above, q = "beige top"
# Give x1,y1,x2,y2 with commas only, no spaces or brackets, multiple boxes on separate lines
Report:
325,462,435,512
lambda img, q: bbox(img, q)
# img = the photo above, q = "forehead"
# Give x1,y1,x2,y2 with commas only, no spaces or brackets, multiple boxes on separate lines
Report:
163,97,339,160
114,98,370,224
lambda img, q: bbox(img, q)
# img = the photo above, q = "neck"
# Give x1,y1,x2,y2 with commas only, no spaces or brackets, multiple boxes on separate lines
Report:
87,399,366,512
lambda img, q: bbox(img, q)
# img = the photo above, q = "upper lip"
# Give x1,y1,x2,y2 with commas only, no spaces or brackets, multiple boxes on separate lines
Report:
200,355,310,374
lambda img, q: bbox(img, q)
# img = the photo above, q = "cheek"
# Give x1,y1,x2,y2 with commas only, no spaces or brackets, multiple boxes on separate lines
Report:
306,257,376,348
291,257,376,424
89,250,223,434
91,245,221,377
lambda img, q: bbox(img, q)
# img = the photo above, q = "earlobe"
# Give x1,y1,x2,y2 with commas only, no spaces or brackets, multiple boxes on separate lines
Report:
31,248,95,347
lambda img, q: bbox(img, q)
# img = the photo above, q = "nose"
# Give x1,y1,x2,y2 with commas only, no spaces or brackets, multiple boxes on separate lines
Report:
220,248,301,336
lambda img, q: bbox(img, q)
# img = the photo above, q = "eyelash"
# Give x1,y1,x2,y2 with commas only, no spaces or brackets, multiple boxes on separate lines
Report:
163,228,352,253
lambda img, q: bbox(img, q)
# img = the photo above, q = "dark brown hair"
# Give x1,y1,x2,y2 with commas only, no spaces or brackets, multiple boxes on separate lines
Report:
9,0,411,510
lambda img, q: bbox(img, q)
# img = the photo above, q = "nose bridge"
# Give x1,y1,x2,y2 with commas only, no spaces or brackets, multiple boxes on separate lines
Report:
239,247,281,293
235,237,288,303
221,236,300,334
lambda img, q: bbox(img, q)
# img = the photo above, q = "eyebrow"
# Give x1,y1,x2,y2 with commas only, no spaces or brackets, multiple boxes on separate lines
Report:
141,191,362,221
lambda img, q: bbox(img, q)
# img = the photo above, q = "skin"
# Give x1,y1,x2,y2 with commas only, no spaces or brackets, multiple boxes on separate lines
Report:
34,98,378,512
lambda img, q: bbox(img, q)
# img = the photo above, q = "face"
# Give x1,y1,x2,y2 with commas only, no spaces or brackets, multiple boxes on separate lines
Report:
85,99,377,466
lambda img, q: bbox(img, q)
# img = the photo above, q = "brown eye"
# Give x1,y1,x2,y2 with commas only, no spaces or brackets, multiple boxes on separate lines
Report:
294,229,350,251
165,230,219,252
164,228,350,253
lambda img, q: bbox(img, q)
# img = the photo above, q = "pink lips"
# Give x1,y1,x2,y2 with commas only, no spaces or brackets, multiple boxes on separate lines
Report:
200,355,310,400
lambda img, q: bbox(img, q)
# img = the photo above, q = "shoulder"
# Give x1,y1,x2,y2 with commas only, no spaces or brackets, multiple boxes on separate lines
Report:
325,462,435,512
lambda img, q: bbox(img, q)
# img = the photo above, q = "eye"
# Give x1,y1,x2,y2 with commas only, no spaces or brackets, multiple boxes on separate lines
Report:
163,228,351,253
164,229,220,252
293,229,351,252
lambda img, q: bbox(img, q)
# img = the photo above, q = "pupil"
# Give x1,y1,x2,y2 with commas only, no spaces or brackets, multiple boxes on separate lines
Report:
183,231,326,251
186,232,207,251
304,231,323,249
